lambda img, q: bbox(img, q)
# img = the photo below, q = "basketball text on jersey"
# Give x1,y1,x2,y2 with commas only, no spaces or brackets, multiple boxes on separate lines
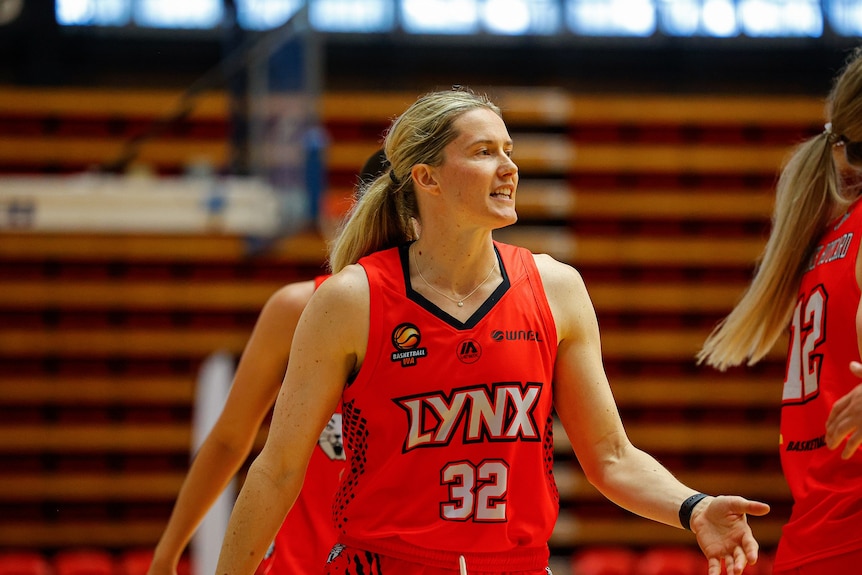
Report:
805,232,853,271
390,322,428,367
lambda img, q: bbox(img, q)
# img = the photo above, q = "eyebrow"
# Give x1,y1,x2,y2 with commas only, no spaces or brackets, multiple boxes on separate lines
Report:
468,138,514,148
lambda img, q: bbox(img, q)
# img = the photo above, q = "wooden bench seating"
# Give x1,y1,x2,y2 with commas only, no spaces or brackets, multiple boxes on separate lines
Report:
0,521,169,549
0,230,329,264
0,278,749,314
0,136,229,173
0,87,821,128
325,137,796,176
556,467,788,502
495,227,766,267
0,327,252,357
0,325,785,362
0,228,767,268
0,279,283,311
0,418,776,455
551,514,787,548
0,510,790,550
0,375,194,404
0,87,821,177
513,182,775,221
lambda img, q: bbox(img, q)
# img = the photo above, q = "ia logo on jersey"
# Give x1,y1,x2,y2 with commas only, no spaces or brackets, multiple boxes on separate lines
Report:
456,338,481,364
390,322,428,367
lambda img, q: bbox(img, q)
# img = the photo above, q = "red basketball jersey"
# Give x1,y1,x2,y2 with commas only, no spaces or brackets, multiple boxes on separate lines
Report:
775,199,862,570
259,275,347,574
333,242,559,572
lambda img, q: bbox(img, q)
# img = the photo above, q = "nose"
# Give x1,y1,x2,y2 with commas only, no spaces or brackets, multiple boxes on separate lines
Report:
500,153,518,177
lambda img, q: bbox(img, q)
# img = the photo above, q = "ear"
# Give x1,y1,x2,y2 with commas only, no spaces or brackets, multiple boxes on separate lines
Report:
411,164,442,196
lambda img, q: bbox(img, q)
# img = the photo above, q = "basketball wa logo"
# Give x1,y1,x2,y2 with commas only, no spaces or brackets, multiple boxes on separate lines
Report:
390,322,427,367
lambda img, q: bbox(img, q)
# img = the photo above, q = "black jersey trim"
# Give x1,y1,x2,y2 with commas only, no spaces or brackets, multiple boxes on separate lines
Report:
399,241,510,330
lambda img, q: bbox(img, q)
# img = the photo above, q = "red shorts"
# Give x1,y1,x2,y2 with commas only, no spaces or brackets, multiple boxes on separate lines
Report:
323,545,552,575
774,547,862,575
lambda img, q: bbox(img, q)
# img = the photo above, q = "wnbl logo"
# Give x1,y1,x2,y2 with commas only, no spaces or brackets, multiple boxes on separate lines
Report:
491,329,543,342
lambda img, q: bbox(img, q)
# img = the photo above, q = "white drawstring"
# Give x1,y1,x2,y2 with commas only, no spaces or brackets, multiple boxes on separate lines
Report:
459,555,467,575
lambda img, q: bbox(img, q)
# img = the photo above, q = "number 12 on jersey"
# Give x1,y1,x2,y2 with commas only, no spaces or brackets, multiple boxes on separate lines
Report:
783,286,827,404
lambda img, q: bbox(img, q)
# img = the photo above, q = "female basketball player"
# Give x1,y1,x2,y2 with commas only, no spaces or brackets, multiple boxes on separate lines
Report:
699,47,862,575
217,87,770,575
148,151,388,575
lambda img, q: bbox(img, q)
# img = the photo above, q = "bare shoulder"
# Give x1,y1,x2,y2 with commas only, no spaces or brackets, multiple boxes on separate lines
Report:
296,265,370,368
531,253,595,341
305,264,370,318
266,280,316,315
532,253,588,296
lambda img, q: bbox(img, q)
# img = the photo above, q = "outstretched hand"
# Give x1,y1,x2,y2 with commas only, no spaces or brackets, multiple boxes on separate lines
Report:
690,495,771,575
825,361,862,459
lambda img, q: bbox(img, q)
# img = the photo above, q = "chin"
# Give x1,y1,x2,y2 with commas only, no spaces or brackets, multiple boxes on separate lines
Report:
492,213,518,230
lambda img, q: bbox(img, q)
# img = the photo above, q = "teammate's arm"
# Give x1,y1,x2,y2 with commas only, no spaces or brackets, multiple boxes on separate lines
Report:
216,267,368,575
825,238,862,458
149,281,314,575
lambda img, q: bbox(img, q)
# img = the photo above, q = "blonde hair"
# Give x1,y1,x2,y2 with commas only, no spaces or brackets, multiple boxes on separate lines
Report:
328,88,501,272
698,47,862,370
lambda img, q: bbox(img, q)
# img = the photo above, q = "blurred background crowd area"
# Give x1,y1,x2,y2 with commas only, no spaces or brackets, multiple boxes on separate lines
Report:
0,2,861,575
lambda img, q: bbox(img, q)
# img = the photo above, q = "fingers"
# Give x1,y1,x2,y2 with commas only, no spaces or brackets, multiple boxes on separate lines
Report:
734,546,749,573
737,498,770,517
851,361,862,378
842,429,862,459
742,532,760,564
826,383,862,453
707,556,721,575
724,554,736,575
826,411,857,453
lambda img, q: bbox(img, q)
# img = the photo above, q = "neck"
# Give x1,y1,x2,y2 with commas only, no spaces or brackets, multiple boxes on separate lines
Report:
410,241,499,307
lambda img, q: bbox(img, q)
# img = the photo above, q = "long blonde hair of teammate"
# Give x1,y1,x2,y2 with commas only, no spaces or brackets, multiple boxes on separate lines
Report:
328,88,501,273
698,47,862,370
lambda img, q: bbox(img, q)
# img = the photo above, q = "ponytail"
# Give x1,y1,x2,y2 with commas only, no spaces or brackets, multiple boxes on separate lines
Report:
328,174,417,273
698,132,844,369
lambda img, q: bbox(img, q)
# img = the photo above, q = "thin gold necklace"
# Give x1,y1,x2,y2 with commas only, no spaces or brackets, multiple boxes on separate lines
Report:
412,244,497,307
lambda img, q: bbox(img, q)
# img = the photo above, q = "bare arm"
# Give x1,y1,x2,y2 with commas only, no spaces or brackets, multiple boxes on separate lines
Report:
538,255,769,575
149,281,315,575
216,267,368,575
825,241,862,458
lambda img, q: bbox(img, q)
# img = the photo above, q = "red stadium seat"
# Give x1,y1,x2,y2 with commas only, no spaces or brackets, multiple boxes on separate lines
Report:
635,546,706,575
570,546,638,575
0,552,52,575
52,550,114,575
116,550,190,575
116,550,152,575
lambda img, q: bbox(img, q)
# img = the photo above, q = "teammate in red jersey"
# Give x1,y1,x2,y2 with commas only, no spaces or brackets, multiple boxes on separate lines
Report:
148,151,387,575
699,47,862,575
217,87,769,575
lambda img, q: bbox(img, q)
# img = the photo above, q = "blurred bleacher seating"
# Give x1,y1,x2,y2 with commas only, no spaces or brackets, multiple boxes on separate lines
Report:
0,84,823,571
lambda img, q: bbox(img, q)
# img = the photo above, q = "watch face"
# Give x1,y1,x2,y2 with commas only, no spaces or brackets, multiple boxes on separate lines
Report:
0,0,23,26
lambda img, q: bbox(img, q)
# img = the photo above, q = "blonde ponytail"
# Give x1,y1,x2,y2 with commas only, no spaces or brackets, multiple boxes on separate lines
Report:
698,47,862,369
